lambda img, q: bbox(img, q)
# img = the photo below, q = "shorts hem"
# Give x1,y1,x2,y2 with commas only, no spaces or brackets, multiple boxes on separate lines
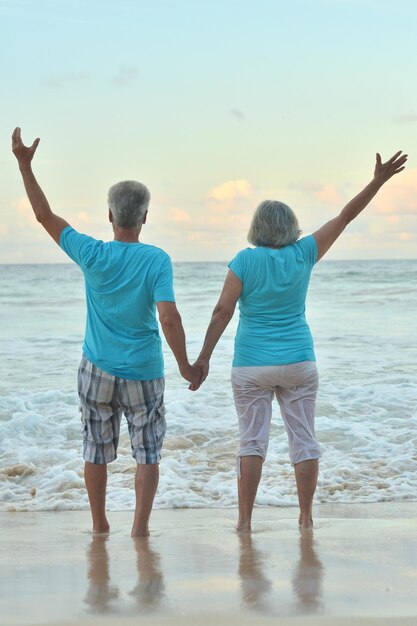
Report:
290,453,321,466
132,455,161,465
83,453,118,465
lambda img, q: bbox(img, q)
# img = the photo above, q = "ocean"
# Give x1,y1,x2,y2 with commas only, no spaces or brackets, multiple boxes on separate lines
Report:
1,260,416,511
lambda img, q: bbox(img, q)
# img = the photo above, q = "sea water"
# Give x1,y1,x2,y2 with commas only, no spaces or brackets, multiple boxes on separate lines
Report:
1,260,416,511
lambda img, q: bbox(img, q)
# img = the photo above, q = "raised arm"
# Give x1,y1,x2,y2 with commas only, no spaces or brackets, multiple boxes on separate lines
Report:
313,151,407,261
157,301,202,388
12,127,69,244
193,269,242,387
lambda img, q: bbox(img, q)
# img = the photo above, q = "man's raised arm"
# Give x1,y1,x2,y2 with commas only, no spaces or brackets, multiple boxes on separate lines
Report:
12,127,69,244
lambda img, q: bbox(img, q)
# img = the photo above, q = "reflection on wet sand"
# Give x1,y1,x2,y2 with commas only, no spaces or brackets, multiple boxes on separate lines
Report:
130,538,165,611
291,529,324,613
84,525,323,618
84,534,119,614
84,533,165,617
238,533,273,611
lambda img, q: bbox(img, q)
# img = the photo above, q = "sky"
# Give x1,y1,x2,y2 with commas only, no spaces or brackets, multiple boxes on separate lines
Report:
1,0,416,263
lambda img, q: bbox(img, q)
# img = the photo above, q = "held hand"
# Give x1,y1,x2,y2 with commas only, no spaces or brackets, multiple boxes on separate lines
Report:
181,363,204,391
12,127,40,166
373,150,407,185
188,358,209,391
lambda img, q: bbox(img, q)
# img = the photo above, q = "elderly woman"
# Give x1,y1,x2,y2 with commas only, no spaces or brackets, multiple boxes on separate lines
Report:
194,151,407,530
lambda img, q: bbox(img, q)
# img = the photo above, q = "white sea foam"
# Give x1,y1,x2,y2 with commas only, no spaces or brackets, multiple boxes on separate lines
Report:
0,261,416,511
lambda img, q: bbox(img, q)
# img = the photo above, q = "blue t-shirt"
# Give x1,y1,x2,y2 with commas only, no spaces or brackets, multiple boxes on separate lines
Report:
228,235,318,367
60,226,175,380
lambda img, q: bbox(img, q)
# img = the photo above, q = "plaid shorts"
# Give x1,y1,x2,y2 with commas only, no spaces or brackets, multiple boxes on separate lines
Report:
78,356,166,465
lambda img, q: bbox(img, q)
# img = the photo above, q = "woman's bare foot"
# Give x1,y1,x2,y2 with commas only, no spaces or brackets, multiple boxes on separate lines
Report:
92,521,110,533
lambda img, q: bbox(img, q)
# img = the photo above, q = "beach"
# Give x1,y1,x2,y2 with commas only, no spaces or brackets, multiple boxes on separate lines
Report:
1,503,417,625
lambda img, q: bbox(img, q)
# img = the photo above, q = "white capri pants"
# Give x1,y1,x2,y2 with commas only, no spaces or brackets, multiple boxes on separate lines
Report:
231,361,321,476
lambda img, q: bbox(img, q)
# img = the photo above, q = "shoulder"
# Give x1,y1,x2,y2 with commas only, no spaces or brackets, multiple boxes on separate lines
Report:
292,235,318,265
140,243,172,264
230,246,259,263
60,227,104,268
60,226,102,246
293,234,315,247
229,247,261,280
138,245,173,283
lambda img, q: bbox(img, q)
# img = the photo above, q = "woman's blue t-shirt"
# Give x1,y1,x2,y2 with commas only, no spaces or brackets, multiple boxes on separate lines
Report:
228,235,318,367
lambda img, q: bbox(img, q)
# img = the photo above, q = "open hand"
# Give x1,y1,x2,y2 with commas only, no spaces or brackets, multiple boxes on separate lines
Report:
374,151,407,185
12,127,40,165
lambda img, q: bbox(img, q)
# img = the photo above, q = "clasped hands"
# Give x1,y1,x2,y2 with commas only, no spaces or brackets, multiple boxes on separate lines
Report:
181,358,209,392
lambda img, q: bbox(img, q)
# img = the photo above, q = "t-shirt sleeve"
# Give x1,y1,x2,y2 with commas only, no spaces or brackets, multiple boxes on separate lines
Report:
153,254,175,302
298,235,318,267
60,226,99,269
228,250,246,281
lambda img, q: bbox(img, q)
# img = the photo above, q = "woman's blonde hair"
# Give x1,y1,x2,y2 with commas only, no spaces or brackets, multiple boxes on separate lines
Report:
247,200,301,247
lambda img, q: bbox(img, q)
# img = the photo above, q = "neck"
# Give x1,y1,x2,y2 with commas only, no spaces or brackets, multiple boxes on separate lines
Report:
112,226,141,243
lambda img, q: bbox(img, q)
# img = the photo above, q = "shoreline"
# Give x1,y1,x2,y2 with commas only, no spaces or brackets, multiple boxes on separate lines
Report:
1,503,417,625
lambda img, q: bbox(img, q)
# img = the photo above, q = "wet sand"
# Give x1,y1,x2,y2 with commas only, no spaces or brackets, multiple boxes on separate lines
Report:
1,502,416,625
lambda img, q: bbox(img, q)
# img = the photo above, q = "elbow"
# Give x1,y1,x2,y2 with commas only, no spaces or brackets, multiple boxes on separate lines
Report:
35,211,51,225
213,304,234,323
338,211,351,228
160,311,182,330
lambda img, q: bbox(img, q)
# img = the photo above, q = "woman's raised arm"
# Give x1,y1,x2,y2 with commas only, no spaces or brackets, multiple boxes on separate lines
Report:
313,151,407,261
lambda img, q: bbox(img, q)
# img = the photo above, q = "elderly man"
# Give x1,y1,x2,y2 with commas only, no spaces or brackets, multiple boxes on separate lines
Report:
12,127,201,536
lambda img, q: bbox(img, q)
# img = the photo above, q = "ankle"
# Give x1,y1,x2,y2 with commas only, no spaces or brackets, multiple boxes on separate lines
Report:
236,516,252,532
131,526,150,538
93,522,110,533
298,513,313,528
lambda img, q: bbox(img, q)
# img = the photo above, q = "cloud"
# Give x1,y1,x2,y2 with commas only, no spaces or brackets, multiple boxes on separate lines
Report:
146,178,259,256
17,197,38,227
169,207,191,223
111,66,140,86
385,215,400,224
398,232,415,241
393,113,417,124
44,71,90,88
314,184,345,207
287,180,322,193
371,168,417,216
204,178,258,235
229,108,246,121
288,179,346,206
208,179,253,202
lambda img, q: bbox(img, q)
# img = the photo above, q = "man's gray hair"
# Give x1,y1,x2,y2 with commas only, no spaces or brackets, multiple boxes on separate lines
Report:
247,200,301,248
108,180,150,228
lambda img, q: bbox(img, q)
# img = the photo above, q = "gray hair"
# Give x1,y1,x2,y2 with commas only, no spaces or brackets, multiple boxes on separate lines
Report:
108,180,150,228
247,200,301,247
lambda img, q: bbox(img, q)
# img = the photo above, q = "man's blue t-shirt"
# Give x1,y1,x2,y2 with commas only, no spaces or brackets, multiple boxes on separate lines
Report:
60,226,175,380
228,235,318,367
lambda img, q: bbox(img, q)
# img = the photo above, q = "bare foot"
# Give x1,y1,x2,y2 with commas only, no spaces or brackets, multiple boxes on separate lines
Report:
93,520,110,533
131,527,150,538
299,515,313,529
236,522,252,533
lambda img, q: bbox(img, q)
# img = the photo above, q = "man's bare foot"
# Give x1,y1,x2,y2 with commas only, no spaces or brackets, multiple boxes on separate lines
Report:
236,522,252,533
